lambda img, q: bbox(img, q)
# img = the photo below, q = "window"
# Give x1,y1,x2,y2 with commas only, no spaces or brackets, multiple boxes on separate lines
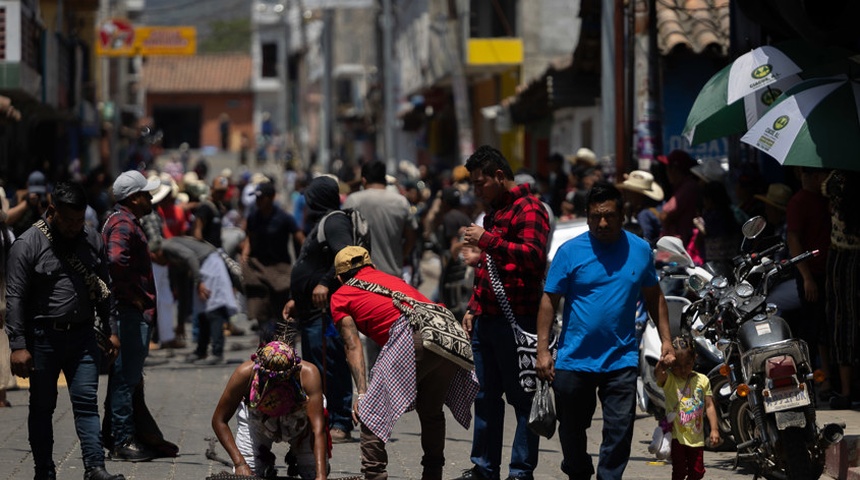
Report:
469,0,517,38
261,42,277,78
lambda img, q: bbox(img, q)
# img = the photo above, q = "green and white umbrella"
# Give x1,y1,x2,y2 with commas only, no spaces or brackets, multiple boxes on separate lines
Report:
682,41,847,146
740,76,860,172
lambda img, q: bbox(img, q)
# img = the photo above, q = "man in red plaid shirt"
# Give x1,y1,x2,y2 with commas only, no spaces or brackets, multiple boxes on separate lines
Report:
103,170,160,462
453,145,550,480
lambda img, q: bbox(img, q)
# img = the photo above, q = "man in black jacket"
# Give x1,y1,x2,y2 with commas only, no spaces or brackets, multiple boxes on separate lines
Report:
6,181,125,480
282,175,355,444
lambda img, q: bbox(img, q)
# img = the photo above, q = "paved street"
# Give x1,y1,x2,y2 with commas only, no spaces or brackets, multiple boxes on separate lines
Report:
2,311,857,480
2,153,856,479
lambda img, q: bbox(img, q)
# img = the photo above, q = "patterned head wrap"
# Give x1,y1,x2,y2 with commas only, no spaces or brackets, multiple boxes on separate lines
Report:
249,341,307,417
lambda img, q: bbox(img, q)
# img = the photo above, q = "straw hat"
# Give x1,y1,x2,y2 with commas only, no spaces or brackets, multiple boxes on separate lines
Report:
618,170,664,202
755,183,793,210
148,174,171,204
691,159,726,184
566,147,597,167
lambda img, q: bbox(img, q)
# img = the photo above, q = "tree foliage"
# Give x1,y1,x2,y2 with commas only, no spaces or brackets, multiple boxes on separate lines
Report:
198,17,251,53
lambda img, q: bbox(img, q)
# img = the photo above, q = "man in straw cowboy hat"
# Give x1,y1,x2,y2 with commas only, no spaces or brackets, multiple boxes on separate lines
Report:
617,170,664,244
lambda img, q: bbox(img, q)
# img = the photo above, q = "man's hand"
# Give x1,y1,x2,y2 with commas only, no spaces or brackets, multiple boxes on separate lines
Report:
802,276,820,303
282,299,295,320
10,349,34,378
108,335,121,363
536,348,555,382
660,340,676,367
234,463,252,477
461,311,474,339
197,281,211,301
462,223,486,246
352,393,363,426
312,284,329,309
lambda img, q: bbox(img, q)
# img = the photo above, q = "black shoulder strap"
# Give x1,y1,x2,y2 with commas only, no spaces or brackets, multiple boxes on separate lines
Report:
34,219,110,303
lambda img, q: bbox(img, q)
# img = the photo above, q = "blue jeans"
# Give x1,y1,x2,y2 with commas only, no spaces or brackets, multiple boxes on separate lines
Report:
195,306,227,357
29,324,105,471
299,313,353,432
108,307,152,445
470,315,539,480
553,367,638,480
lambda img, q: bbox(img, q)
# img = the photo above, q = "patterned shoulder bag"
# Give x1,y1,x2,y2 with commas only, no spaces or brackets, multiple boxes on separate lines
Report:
484,256,557,392
345,277,474,371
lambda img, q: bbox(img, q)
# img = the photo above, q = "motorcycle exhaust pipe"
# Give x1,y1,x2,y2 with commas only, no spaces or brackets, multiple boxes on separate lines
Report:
820,423,846,447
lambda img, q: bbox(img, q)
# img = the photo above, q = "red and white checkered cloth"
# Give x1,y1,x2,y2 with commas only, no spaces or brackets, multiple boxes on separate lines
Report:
358,316,479,442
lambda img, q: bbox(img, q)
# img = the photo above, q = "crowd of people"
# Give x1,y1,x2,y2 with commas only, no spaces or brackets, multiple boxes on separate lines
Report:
0,141,858,480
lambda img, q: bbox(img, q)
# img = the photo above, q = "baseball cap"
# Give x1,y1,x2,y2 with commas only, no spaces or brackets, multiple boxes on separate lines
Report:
441,187,461,207
28,171,47,194
254,182,276,197
113,170,160,202
334,246,373,275
657,150,696,171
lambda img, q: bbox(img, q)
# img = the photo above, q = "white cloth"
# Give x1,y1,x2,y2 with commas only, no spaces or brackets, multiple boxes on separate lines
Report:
193,252,239,315
152,263,175,343
235,402,317,479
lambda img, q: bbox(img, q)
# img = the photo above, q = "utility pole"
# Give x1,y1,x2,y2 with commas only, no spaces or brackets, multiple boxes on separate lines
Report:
446,0,473,163
613,0,627,177
277,2,288,162
319,8,334,172
382,0,396,173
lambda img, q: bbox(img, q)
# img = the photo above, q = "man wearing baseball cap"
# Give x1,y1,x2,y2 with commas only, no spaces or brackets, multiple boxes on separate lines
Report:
102,170,161,461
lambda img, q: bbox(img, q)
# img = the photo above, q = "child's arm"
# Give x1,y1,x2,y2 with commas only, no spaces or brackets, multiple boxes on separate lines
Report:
705,394,721,447
655,359,669,387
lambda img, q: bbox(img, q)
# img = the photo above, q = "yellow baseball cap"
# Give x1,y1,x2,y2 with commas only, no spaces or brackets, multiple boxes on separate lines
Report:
334,246,373,275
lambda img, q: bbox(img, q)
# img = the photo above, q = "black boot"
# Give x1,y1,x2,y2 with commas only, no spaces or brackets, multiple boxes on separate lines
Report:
84,466,125,480
34,464,56,480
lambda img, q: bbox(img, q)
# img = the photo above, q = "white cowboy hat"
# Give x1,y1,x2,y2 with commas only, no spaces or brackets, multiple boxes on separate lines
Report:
618,170,664,202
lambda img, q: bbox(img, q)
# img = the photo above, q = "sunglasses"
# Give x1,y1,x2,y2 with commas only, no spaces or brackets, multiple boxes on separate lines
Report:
672,337,691,350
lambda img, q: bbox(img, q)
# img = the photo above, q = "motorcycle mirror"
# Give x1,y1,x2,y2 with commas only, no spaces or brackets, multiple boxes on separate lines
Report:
655,236,694,267
710,276,729,289
741,216,767,239
687,274,708,291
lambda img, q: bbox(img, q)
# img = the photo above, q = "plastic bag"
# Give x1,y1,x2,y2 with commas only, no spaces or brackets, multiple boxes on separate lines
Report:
527,380,556,438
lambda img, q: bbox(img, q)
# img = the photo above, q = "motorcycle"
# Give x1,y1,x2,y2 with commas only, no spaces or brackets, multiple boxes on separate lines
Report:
688,216,843,479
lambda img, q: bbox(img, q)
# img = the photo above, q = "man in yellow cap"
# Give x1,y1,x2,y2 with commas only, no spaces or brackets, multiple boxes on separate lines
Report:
329,246,477,480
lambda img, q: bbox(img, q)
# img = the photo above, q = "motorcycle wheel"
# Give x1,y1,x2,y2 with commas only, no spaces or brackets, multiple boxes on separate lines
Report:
779,427,823,480
708,376,736,451
730,398,756,454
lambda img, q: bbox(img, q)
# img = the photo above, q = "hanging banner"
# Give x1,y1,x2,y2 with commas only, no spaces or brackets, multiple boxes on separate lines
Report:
96,20,196,57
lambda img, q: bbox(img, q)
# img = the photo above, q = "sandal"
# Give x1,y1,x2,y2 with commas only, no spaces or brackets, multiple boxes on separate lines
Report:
0,400,11,408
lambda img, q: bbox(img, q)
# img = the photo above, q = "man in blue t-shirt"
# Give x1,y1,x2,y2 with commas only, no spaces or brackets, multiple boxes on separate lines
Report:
536,182,676,480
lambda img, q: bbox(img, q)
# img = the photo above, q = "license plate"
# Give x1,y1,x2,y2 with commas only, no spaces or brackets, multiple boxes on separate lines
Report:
764,387,810,413
774,410,807,430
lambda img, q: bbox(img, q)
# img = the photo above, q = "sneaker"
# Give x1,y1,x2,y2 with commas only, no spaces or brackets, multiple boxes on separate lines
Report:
194,355,225,366
161,339,186,349
84,466,126,480
184,352,204,364
329,428,352,444
450,467,489,480
111,440,155,462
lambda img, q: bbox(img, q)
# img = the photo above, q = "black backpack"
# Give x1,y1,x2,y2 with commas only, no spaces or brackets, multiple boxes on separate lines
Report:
316,208,372,252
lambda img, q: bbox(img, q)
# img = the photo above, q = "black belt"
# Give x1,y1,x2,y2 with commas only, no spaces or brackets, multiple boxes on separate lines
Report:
45,319,93,332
